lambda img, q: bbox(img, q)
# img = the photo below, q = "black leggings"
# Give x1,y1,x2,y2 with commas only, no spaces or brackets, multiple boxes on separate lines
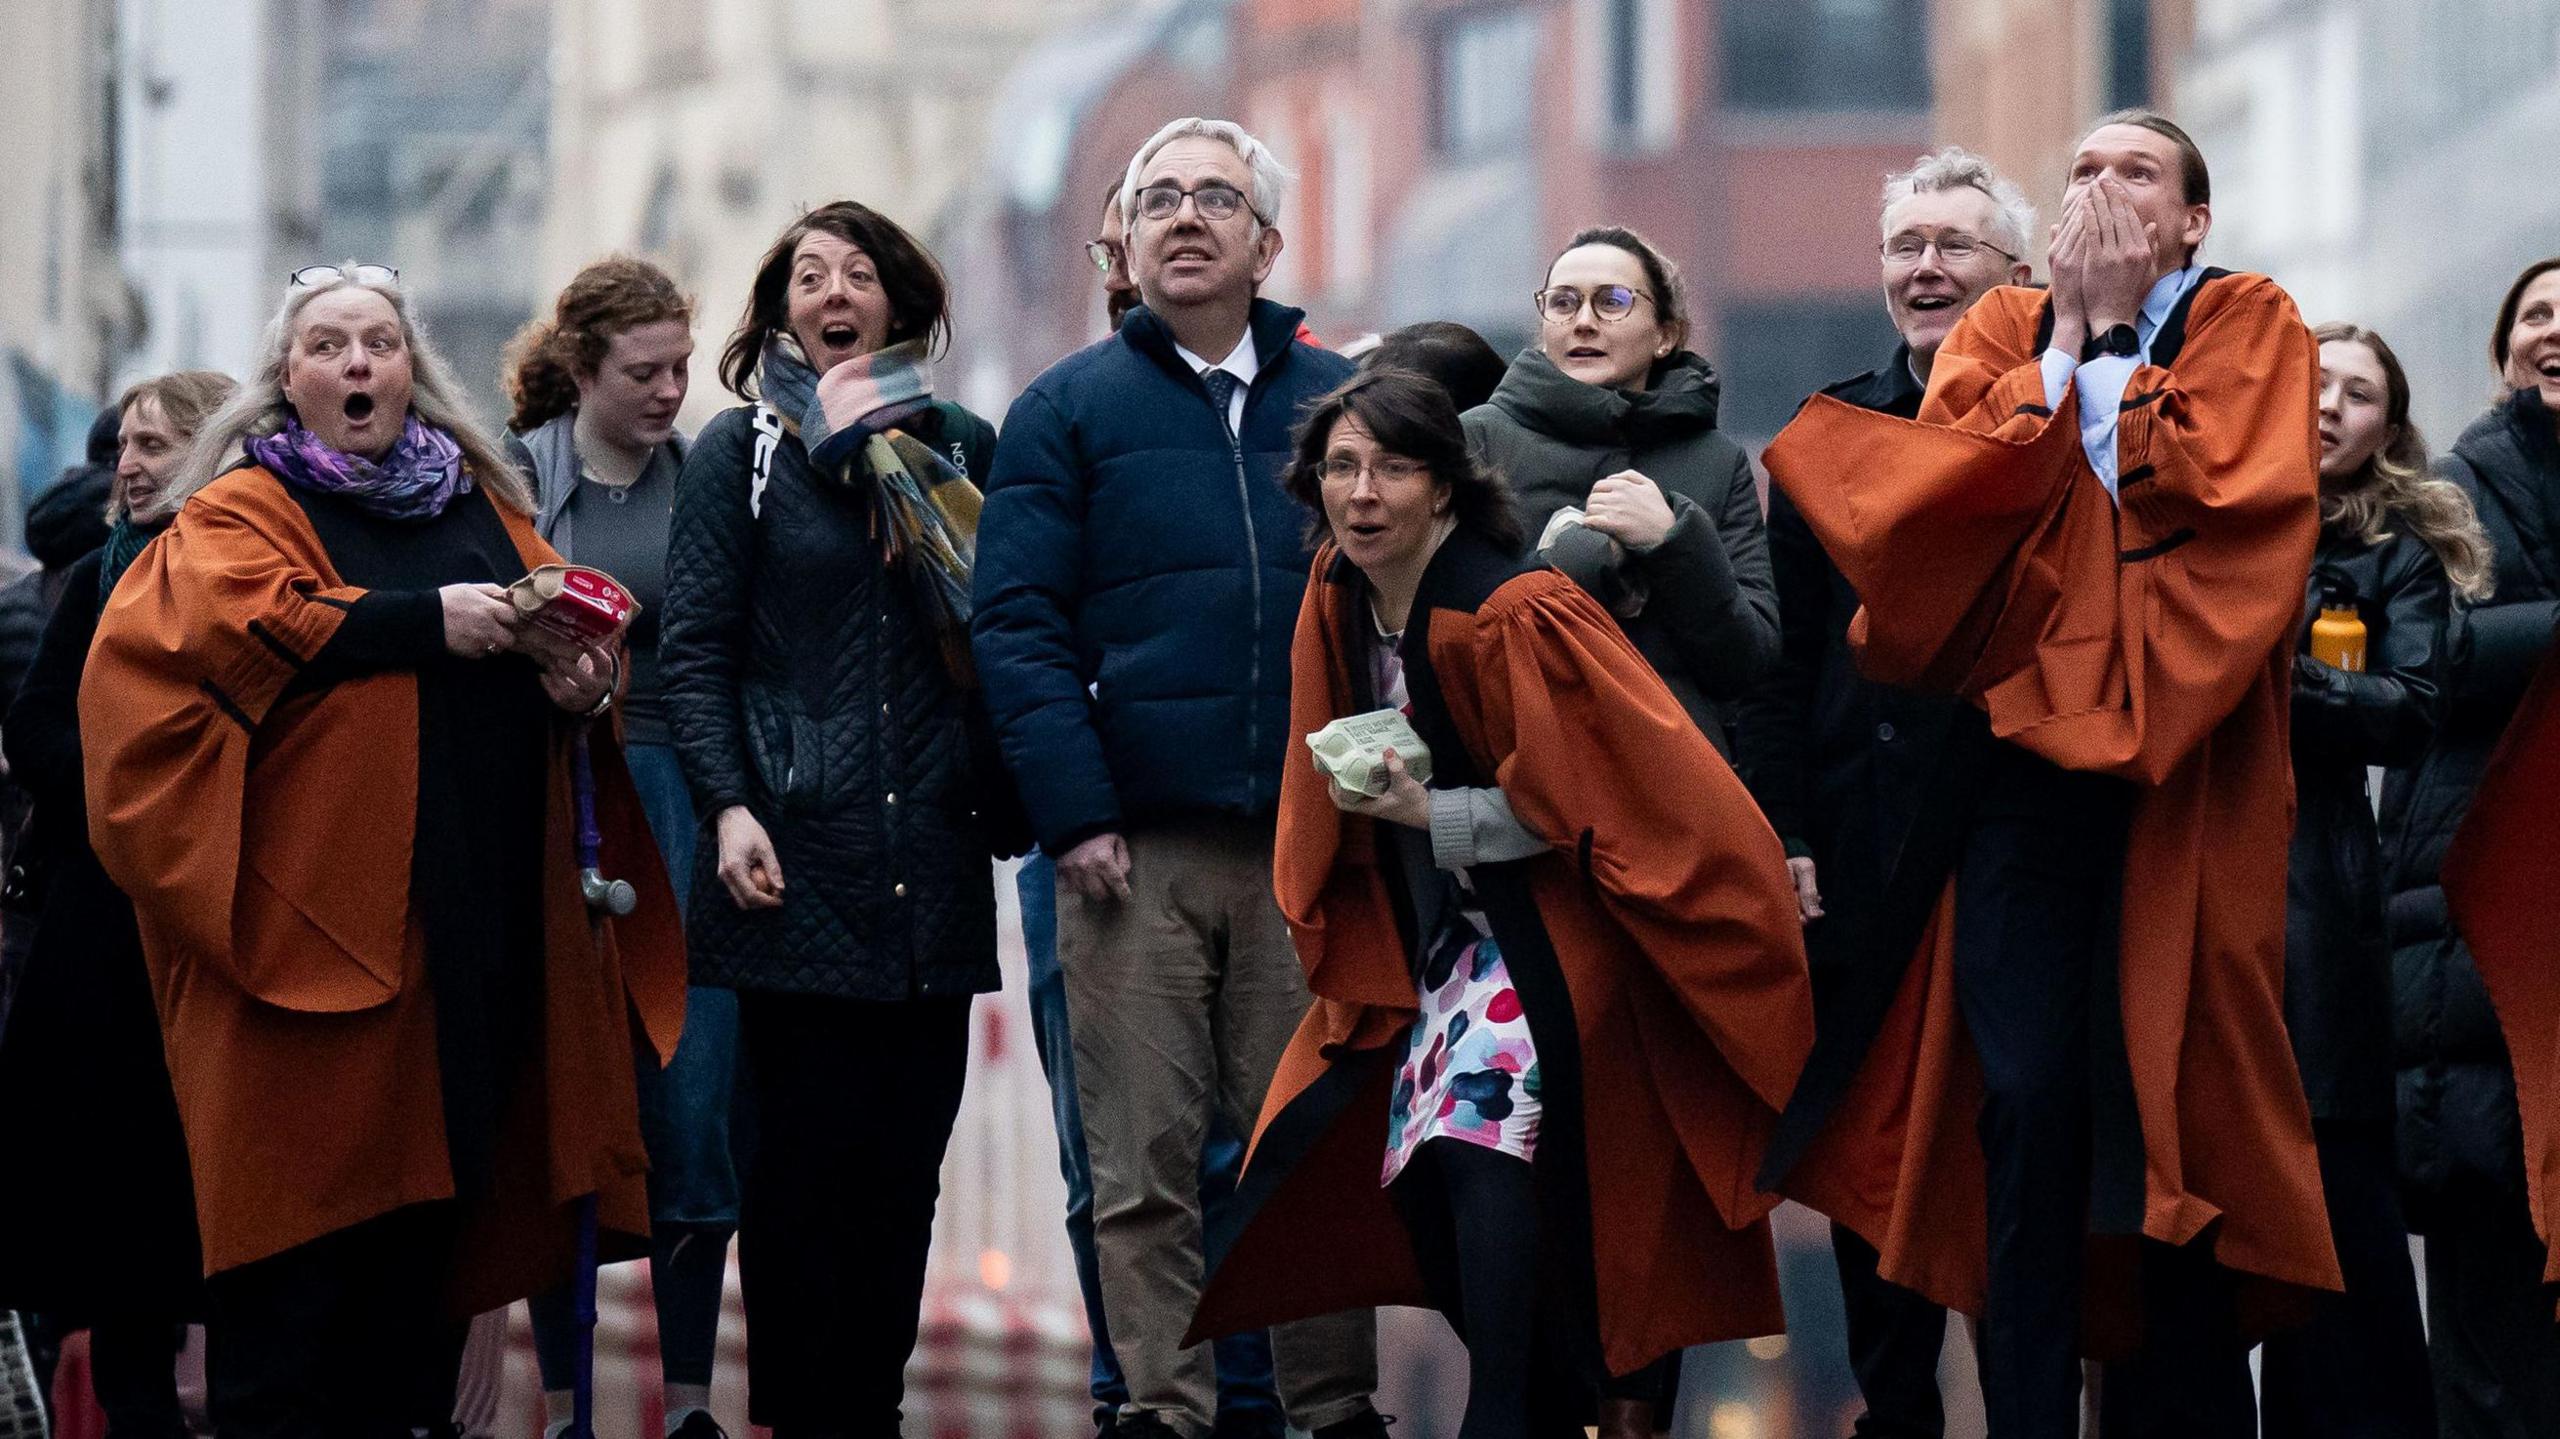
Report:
528,1220,733,1391
1395,1137,1545,1439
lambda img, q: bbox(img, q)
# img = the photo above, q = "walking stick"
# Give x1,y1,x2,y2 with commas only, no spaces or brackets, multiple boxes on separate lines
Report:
566,732,634,1439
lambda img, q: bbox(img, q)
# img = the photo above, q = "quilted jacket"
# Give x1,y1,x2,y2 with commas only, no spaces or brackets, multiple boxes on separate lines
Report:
2379,388,2560,1216
661,398,1015,1001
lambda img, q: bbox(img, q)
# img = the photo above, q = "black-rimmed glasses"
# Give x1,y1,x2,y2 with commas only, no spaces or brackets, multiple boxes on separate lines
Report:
1133,182,1265,225
1085,240,1124,275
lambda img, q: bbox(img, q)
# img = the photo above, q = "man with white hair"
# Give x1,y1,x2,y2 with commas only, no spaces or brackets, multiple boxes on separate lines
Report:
973,118,1384,1439
1741,145,2033,1439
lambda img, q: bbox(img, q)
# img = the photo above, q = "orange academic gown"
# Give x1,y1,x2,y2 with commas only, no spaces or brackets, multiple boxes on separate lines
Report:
1191,534,1813,1377
1757,272,2342,1326
2443,654,2560,1301
81,466,686,1311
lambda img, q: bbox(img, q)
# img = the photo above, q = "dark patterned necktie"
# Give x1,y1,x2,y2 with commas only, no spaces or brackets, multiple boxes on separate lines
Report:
1200,367,1239,435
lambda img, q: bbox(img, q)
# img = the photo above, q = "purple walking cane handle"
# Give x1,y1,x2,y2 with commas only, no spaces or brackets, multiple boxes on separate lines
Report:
573,735,637,915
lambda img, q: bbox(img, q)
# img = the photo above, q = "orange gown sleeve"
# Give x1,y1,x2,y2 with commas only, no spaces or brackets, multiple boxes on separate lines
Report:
1272,556,1433,1057
81,479,385,1002
1763,276,2319,782
2444,657,2560,1290
1448,571,1814,1114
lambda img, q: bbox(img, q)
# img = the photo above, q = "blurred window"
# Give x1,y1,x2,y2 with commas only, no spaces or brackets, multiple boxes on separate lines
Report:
1434,4,1540,159
1722,0,1931,112
1577,0,1678,149
1716,297,1901,439
646,0,710,86
2106,0,2152,108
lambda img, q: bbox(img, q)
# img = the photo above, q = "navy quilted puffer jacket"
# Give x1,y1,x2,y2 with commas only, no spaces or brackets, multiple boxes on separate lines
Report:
2379,388,2560,1217
661,399,1014,1001
971,300,1354,852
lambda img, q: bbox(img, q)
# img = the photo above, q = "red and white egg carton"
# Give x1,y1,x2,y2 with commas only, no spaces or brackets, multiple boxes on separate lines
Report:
507,563,636,645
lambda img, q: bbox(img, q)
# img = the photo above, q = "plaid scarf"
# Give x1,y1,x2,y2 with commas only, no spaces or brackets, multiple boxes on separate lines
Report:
245,411,471,522
760,335,982,685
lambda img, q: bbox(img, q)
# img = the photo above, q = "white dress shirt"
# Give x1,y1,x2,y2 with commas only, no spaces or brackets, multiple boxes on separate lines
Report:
2038,264,2206,499
1175,329,1262,435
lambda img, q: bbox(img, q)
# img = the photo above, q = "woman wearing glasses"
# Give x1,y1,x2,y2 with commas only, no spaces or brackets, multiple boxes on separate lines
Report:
78,263,684,1434
1462,227,1777,759
1191,369,1812,1439
659,201,1026,1433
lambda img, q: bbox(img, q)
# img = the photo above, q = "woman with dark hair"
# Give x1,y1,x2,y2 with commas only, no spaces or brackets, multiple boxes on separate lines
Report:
2380,256,2560,1435
501,256,736,1439
1195,371,1813,1439
80,268,683,1434
0,370,232,1437
659,201,1025,1432
1461,226,1775,757
1359,321,1507,414
2259,323,2489,1438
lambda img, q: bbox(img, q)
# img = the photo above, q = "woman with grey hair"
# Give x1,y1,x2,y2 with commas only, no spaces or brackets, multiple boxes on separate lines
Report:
81,264,685,1436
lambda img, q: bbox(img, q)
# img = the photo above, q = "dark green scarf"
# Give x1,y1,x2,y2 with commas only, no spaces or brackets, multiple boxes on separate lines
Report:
98,516,164,604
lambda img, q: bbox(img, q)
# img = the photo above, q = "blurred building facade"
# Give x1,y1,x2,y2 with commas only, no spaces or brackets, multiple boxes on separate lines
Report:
943,0,2202,447
538,0,1121,432
1932,0,2195,213
0,0,131,550
946,0,1959,443
117,0,326,389
308,0,553,424
2177,0,2560,445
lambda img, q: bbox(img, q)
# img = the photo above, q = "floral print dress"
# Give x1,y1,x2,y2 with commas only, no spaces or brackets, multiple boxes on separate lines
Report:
1365,621,1543,1186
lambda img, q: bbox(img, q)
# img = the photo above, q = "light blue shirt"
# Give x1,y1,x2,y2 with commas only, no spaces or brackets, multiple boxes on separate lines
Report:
2038,264,2206,499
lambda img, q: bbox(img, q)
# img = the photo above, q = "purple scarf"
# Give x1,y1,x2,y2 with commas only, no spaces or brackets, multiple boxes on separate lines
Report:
246,412,472,521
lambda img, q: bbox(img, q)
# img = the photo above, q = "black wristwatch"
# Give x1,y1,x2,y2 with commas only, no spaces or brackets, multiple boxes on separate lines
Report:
2081,323,2140,363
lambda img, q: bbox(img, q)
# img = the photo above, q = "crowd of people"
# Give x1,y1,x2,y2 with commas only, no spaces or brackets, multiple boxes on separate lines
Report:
0,98,2557,1439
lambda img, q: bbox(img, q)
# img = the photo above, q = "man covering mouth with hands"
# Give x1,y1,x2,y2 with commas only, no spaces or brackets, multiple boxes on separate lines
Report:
1759,112,2339,1439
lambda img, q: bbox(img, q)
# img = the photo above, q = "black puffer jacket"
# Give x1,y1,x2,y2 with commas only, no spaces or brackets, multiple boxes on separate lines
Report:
661,399,1021,1002
1462,348,1777,753
2380,387,2560,1216
0,466,113,710
2290,525,2446,1126
1735,345,1964,950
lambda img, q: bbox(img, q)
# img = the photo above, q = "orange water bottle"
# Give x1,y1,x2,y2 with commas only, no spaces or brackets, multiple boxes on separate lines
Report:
2310,580,2367,672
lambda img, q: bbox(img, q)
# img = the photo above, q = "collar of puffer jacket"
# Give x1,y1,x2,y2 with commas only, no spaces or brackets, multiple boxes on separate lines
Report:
2477,386,2560,468
1485,345,1722,450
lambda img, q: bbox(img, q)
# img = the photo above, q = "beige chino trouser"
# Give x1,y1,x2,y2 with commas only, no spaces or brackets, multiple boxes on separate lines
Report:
1057,814,1379,1437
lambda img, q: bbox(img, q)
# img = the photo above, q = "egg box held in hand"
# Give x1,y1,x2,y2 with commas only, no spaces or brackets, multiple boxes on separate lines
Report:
1306,708,1435,797
507,564,636,645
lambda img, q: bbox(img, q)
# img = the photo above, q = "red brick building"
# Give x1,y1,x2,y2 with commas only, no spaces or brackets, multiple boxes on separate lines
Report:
944,0,2204,442
947,0,1952,441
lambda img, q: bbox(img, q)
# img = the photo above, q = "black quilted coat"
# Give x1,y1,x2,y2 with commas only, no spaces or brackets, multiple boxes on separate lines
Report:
2289,526,2446,1125
2379,388,2560,1218
662,400,1019,1001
